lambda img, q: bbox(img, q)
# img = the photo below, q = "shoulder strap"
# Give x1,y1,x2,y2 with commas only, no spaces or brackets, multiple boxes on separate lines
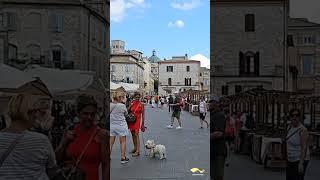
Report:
0,133,25,167
67,128,98,178
286,127,303,141
132,102,141,114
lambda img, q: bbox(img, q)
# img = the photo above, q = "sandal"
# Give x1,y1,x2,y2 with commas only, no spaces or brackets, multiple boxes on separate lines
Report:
132,152,140,157
130,149,136,154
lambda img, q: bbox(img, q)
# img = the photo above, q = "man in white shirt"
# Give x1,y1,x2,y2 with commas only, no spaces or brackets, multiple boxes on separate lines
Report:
199,98,209,128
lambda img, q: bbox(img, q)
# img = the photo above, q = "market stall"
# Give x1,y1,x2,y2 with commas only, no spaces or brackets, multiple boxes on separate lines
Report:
223,87,320,168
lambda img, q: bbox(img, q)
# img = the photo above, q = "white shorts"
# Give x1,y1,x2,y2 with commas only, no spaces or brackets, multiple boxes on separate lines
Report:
110,124,129,137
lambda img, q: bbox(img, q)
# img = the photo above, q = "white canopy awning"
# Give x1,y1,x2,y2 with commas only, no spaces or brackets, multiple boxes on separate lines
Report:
25,66,95,95
0,64,34,89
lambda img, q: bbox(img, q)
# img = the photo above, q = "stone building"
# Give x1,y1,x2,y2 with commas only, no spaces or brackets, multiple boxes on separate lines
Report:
143,56,154,95
110,40,144,89
200,67,210,91
288,18,320,95
0,0,110,84
110,54,144,89
148,50,161,94
211,0,288,96
158,55,200,96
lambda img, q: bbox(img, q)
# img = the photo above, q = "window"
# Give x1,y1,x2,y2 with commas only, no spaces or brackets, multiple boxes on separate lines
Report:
166,66,173,72
235,85,242,94
204,79,209,86
102,25,106,49
126,77,130,83
200,73,202,76
116,45,118,48
168,78,172,86
222,85,228,95
287,35,294,47
8,44,17,60
125,65,129,72
111,65,115,72
52,50,61,68
185,78,191,86
303,35,316,45
186,66,190,72
302,55,314,75
111,75,116,81
239,51,259,76
245,14,255,32
0,13,3,26
50,13,63,32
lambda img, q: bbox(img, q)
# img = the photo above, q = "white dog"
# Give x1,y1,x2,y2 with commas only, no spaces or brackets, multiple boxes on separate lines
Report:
145,140,166,160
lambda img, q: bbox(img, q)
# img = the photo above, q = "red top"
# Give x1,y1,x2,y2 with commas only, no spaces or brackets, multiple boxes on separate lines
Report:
66,124,104,180
225,115,235,137
128,100,144,133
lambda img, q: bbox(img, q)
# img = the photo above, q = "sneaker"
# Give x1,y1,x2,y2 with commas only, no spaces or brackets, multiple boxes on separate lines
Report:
121,157,129,164
167,125,173,129
176,126,182,129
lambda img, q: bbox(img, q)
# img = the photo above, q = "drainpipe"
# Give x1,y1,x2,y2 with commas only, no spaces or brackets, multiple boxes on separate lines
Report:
87,12,91,71
283,0,288,91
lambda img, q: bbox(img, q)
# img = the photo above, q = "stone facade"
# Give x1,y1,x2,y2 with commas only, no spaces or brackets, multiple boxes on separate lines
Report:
0,0,109,84
110,54,144,89
200,67,210,91
143,57,154,95
288,18,320,95
158,59,200,96
211,0,288,96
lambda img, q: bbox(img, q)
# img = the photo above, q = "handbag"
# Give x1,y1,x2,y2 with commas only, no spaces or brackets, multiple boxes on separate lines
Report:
0,133,25,167
49,128,98,180
126,103,140,123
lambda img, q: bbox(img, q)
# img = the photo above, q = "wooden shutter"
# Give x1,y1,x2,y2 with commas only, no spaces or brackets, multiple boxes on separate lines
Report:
254,52,260,76
239,52,244,76
57,14,63,32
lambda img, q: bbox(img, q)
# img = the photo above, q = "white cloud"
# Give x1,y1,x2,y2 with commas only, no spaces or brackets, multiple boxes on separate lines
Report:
168,20,185,28
111,0,150,23
170,0,201,11
191,54,210,69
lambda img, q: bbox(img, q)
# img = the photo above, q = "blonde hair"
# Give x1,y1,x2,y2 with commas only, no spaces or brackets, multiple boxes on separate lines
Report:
8,93,39,121
112,91,126,102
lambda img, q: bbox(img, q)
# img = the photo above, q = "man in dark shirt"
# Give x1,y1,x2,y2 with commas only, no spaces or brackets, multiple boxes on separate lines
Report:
210,96,227,180
167,92,183,129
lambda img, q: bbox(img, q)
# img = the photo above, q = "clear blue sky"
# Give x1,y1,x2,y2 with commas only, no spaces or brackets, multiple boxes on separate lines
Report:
110,0,209,60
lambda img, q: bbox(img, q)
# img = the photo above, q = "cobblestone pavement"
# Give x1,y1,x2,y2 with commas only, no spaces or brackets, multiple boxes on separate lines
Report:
225,150,320,180
111,104,210,180
111,104,320,180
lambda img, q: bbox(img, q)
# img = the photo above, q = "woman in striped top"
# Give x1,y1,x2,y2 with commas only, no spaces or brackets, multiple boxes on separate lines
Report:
0,93,57,180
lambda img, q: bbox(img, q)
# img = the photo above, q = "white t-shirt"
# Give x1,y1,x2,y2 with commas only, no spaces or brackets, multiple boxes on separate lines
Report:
199,101,206,113
110,102,128,126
